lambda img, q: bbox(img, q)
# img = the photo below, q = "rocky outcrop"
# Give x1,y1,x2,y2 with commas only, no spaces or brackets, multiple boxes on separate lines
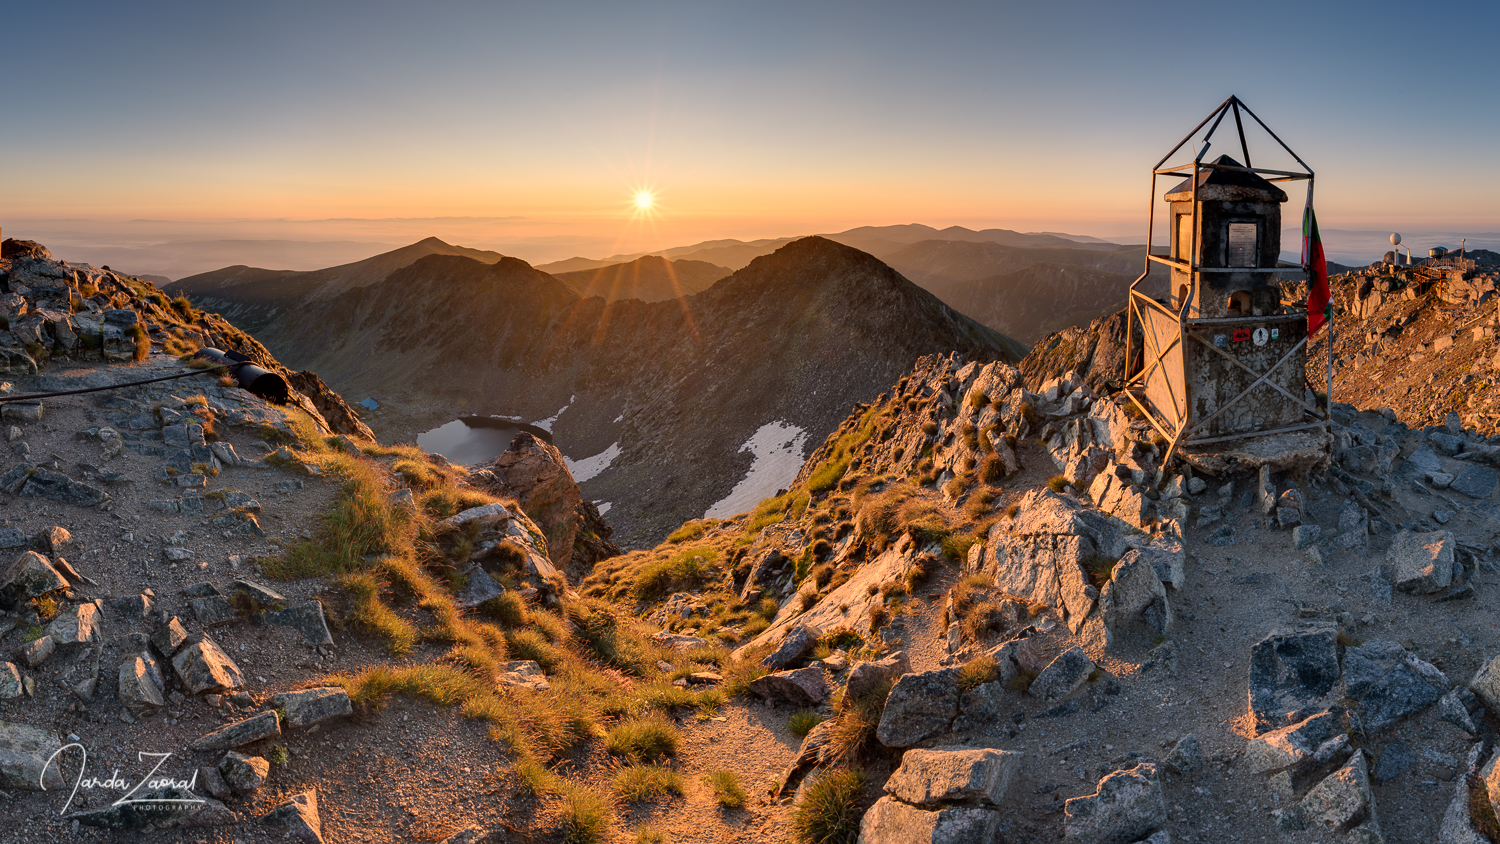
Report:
471,433,618,580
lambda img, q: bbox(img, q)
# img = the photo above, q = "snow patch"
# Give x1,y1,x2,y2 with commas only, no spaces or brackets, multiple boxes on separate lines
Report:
596,501,612,516
565,442,621,483
532,395,575,433
704,421,808,519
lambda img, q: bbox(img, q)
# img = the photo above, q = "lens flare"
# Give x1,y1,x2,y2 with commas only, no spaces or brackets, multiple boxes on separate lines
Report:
635,191,654,210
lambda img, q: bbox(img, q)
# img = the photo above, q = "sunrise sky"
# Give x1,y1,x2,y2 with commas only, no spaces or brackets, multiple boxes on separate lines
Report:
5,0,1498,265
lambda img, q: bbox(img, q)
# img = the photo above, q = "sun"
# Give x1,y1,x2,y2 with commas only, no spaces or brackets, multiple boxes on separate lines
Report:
634,191,654,210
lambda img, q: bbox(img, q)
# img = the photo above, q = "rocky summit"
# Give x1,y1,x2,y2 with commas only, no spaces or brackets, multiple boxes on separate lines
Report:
4,229,1500,844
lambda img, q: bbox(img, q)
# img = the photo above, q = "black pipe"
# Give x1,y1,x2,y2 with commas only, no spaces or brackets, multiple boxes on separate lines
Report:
193,348,290,404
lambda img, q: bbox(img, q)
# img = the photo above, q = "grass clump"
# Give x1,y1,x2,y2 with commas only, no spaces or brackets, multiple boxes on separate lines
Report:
606,714,681,763
1047,474,1072,493
1083,554,1119,589
556,786,613,844
666,519,718,544
704,769,747,809
967,390,990,409
956,655,1001,691
635,826,668,844
632,546,717,601
792,769,865,844
480,591,530,628
129,324,150,360
808,405,883,494
788,709,826,737
612,765,685,803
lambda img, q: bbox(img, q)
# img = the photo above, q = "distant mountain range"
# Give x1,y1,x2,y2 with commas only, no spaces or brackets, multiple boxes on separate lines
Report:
173,236,1021,546
551,255,731,302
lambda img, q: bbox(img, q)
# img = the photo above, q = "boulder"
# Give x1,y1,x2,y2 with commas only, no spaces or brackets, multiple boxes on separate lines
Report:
262,601,333,647
271,687,352,728
883,746,1020,807
151,616,189,657
453,565,505,609
650,630,710,652
1466,653,1500,715
1063,762,1166,844
0,550,66,608
750,666,828,707
857,795,1002,844
17,467,109,507
0,719,64,790
0,663,21,699
1388,530,1455,594
1298,751,1379,838
1029,647,1095,702
762,624,818,670
73,784,235,830
845,651,911,703
46,602,100,650
1341,639,1448,730
1096,551,1171,642
171,637,244,694
118,655,165,714
1452,465,1499,499
219,750,269,792
190,710,281,751
262,789,323,844
1242,709,1340,775
877,668,962,748
496,660,551,691
1247,627,1341,729
20,635,54,667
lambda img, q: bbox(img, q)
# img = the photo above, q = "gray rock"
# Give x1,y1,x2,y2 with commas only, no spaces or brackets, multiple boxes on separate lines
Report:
109,593,154,617
1063,762,1165,844
46,602,100,650
190,710,281,751
1293,525,1321,549
197,765,232,800
118,655,165,714
262,601,333,647
1164,734,1203,775
1030,647,1095,702
261,789,323,843
1451,465,1499,499
191,595,238,626
219,750,269,792
1373,739,1414,783
1435,508,1455,525
151,616,189,657
858,795,1002,844
1205,526,1234,547
1342,639,1448,730
0,718,64,790
1248,627,1341,729
0,550,66,607
496,660,550,691
454,565,505,609
1388,530,1455,594
17,468,109,507
750,666,828,707
0,662,21,699
1438,688,1480,734
845,651,911,703
1187,477,1207,495
877,667,961,748
1429,471,1456,489
1299,751,1379,838
20,634,54,667
649,630,710,651
763,624,817,670
1330,500,1368,550
1243,709,1340,775
1097,551,1171,640
0,527,27,549
1438,743,1489,844
39,525,71,552
1431,432,1465,455
271,687,352,728
229,579,284,605
163,547,193,563
171,637,244,694
73,784,235,830
883,746,1020,807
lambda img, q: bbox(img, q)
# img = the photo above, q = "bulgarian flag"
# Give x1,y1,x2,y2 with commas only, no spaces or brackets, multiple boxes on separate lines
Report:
1303,196,1330,336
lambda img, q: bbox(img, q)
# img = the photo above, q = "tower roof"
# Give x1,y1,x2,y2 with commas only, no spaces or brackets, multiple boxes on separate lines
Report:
1165,155,1288,203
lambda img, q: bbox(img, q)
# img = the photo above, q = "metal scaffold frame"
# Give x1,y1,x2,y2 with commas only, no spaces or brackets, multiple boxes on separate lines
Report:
1122,95,1325,464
